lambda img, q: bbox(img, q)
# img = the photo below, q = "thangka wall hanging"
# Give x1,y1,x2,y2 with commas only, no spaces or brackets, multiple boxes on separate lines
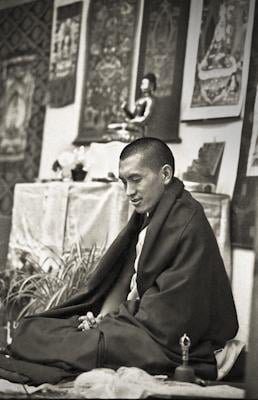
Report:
75,0,140,144
0,55,35,162
48,1,82,108
0,0,53,217
136,0,189,142
181,0,255,121
231,2,258,249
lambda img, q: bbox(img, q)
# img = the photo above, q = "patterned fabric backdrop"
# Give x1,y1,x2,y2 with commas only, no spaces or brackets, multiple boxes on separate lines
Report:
0,0,53,217
76,0,140,143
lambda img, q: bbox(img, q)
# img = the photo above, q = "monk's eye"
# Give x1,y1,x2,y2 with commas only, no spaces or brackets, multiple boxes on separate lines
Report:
131,176,141,183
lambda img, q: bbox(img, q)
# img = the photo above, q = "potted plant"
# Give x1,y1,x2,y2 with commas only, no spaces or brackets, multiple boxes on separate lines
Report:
3,242,103,327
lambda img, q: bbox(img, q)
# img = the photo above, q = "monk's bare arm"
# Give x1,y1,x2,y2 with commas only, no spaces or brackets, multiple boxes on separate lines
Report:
100,262,134,316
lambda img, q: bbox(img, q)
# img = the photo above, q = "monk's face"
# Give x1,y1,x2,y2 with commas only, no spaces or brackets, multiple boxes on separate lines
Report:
140,78,152,94
119,153,170,214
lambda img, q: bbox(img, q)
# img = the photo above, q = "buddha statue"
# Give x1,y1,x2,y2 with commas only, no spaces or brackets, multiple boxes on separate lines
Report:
107,72,157,142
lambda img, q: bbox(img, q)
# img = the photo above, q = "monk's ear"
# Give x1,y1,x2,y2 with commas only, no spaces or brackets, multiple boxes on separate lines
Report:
161,164,173,185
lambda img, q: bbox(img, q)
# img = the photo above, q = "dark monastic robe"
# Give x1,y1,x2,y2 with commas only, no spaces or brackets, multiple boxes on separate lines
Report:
0,178,238,385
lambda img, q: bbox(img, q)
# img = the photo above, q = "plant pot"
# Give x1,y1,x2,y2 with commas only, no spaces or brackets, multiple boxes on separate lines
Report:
71,168,87,181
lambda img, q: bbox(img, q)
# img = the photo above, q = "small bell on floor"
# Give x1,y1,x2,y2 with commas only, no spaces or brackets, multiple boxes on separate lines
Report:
173,333,196,383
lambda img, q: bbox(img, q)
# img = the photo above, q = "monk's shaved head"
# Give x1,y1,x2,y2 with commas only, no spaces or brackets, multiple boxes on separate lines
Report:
120,137,175,175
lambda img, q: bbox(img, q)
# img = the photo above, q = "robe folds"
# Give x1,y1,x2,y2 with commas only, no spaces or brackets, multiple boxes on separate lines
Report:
0,177,238,385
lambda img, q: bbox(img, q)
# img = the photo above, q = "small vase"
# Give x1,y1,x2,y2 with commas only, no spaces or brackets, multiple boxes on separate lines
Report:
71,167,87,181
71,165,87,181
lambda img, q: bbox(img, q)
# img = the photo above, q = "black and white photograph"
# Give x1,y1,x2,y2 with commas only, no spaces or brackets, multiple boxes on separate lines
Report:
0,0,258,398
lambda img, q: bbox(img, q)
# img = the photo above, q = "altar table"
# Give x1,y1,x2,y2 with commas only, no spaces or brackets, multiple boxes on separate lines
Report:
7,181,132,272
7,182,231,278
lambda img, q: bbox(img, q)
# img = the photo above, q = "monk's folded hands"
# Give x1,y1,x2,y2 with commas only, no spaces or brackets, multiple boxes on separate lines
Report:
78,311,103,331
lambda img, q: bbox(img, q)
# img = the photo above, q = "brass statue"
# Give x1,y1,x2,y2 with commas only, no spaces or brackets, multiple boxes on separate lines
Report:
107,73,157,142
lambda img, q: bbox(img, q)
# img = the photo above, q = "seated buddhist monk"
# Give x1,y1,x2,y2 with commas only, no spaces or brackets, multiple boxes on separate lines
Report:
0,137,239,386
